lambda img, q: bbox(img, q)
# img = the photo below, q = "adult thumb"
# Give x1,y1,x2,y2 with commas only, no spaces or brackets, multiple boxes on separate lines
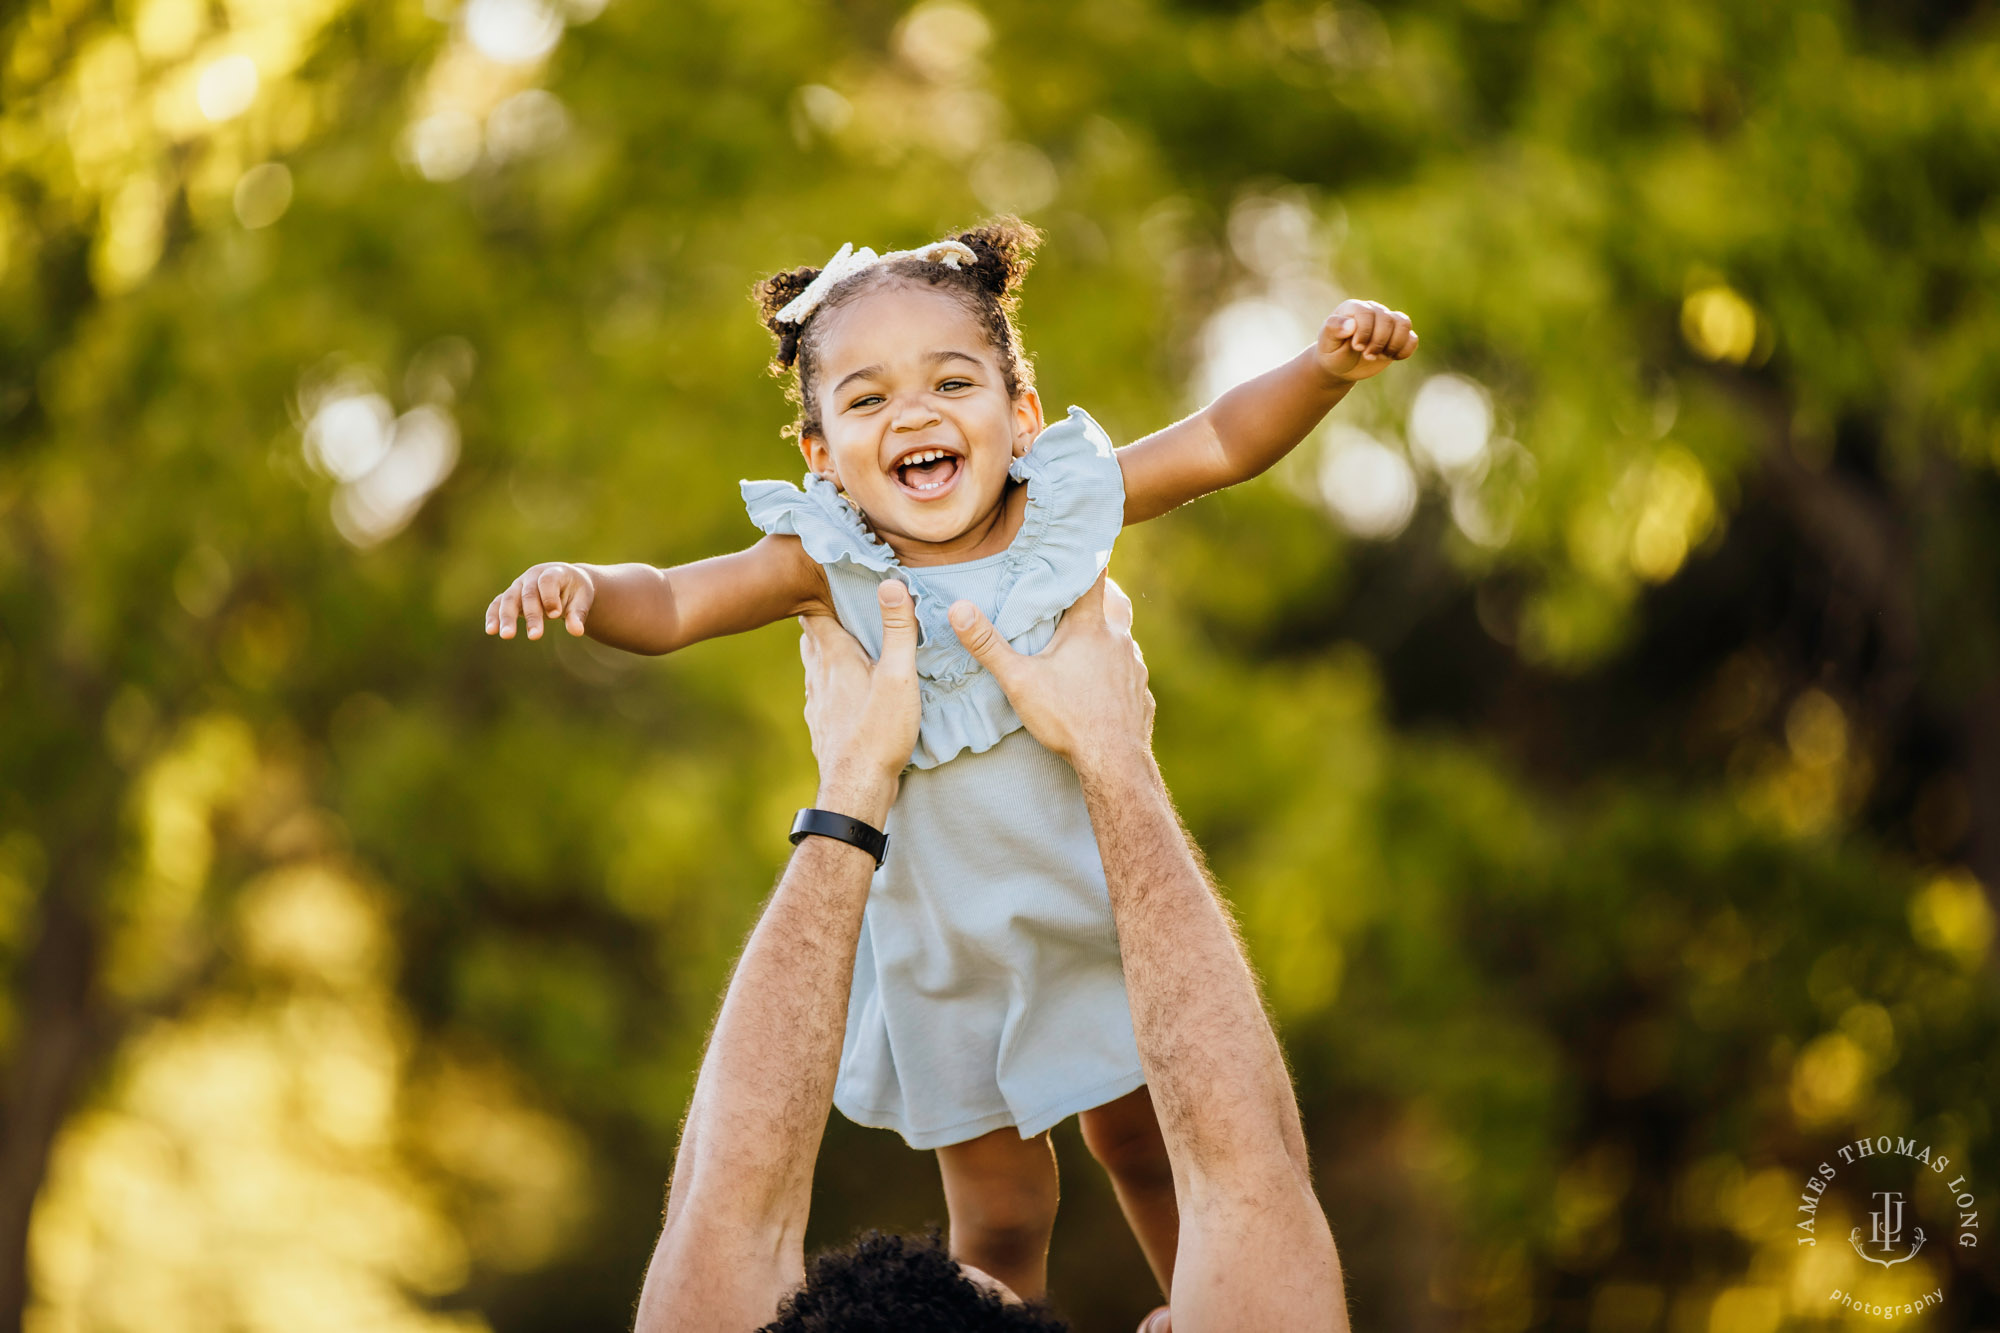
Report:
948,600,1019,679
877,579,918,673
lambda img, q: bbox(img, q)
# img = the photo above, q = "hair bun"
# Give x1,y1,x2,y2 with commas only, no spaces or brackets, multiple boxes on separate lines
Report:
951,216,1040,299
752,265,822,367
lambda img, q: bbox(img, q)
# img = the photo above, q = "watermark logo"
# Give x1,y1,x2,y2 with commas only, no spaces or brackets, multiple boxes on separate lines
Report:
1827,1289,1943,1321
1853,1190,1923,1267
1799,1133,1978,1319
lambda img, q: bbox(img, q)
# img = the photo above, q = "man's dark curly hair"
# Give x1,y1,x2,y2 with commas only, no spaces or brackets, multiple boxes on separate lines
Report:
756,1229,1071,1332
750,218,1041,443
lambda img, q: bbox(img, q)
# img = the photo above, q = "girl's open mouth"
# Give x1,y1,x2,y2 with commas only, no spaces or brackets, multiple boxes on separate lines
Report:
891,447,963,499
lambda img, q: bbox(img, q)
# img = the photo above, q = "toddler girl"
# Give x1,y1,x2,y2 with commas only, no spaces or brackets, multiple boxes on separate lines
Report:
486,218,1415,1304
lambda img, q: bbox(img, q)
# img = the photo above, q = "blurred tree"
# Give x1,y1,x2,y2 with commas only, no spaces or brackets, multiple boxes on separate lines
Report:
1,0,1997,1329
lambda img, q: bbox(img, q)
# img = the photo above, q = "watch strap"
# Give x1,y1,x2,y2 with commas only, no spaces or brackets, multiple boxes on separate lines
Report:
789,808,889,867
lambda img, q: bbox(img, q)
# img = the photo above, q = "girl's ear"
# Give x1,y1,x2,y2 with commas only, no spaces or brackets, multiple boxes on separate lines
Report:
799,432,841,487
1010,388,1046,458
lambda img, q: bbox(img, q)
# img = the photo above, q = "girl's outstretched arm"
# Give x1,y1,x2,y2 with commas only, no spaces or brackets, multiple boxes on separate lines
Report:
1116,298,1417,525
485,534,830,655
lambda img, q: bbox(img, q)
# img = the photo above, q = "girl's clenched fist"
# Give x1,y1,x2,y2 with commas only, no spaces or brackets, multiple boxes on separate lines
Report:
1315,298,1417,385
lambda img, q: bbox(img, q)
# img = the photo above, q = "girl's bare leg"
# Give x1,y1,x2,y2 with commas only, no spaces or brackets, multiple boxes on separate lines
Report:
935,1126,1060,1300
1079,1085,1180,1295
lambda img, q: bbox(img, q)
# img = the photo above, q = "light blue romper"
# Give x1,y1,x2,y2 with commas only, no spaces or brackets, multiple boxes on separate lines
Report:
741,406,1145,1149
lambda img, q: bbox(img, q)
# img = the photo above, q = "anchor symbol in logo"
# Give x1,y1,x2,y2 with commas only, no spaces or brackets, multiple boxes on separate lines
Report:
1850,1191,1926,1268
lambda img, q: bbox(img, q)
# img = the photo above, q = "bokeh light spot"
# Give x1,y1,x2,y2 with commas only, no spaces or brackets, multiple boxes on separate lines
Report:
1909,870,1995,969
304,393,395,482
1196,298,1310,403
1707,1285,1780,1333
895,0,991,80
331,406,462,547
1682,285,1759,364
1789,1031,1867,1124
969,141,1057,216
405,112,482,182
1409,373,1493,476
1319,426,1417,540
233,163,294,229
1784,689,1847,767
195,54,259,122
464,0,564,64
1629,446,1716,582
486,89,568,162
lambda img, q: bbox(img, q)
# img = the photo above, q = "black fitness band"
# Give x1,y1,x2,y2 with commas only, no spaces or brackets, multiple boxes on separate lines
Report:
789,808,890,867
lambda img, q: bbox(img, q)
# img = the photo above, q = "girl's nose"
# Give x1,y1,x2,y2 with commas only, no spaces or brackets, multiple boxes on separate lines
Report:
890,396,940,430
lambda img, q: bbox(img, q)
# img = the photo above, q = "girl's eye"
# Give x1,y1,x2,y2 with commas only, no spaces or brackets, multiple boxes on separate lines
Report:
848,394,884,410
938,378,972,391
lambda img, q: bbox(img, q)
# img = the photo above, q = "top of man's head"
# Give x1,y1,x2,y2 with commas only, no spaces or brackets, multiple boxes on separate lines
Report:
758,1230,1071,1333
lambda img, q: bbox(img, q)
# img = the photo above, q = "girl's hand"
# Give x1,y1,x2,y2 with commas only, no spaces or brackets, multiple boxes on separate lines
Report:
487,562,596,640
1316,299,1417,385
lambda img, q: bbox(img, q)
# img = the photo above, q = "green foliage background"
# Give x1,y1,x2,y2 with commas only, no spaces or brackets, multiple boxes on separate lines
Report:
3,0,1999,1329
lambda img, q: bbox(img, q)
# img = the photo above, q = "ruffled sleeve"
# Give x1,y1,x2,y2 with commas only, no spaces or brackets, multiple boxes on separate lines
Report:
740,473,901,574
991,406,1125,638
897,406,1126,768
739,408,1127,770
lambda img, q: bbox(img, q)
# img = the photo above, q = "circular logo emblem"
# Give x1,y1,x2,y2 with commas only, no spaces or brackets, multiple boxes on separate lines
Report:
1798,1133,1979,1320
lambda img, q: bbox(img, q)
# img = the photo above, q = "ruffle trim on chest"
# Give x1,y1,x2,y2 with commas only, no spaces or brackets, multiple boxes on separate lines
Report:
740,406,1125,769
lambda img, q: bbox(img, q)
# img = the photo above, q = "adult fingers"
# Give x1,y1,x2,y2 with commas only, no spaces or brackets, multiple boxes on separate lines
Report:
485,594,502,636
565,577,593,636
949,599,1023,686
1397,329,1420,360
797,608,852,667
1067,573,1107,624
1101,576,1135,635
876,580,917,679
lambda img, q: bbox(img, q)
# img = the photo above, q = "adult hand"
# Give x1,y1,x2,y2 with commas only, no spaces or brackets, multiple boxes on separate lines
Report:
947,575,1154,775
798,579,920,827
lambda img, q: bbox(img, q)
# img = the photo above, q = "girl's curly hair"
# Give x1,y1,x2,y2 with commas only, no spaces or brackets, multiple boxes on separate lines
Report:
751,217,1041,442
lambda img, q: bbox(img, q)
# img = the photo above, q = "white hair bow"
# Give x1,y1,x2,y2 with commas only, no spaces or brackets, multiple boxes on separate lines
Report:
772,239,979,326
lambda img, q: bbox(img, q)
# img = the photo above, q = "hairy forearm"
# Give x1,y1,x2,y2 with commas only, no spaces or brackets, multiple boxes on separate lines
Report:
576,562,684,654
659,774,891,1236
1077,745,1310,1185
1202,347,1353,484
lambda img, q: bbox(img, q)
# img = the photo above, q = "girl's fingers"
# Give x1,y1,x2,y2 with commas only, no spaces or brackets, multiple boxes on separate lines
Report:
566,580,594,636
496,584,520,639
485,595,499,635
1346,306,1376,352
1365,303,1396,358
1386,312,1414,357
536,568,566,618
1395,329,1419,359
521,580,546,640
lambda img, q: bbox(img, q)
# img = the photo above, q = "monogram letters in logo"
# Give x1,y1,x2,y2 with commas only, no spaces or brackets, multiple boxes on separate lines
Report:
1850,1190,1925,1267
1797,1132,1981,1320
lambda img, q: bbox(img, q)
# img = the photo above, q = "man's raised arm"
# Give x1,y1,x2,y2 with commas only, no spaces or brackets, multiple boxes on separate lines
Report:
949,581,1347,1333
634,581,919,1333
